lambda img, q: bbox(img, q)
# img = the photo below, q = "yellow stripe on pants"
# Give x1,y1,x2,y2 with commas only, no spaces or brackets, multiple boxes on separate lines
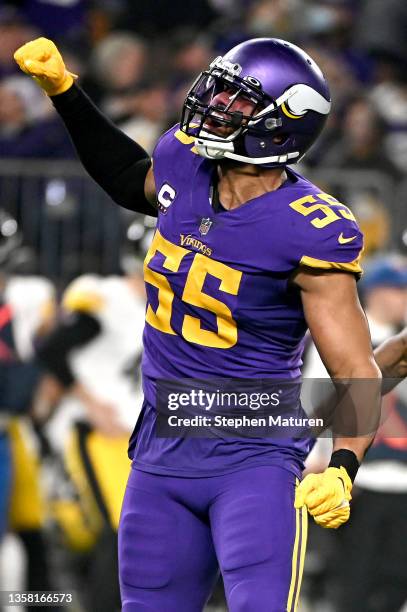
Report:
286,481,308,611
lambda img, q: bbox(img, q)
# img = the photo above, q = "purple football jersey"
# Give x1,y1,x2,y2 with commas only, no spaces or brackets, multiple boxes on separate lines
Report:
130,125,363,477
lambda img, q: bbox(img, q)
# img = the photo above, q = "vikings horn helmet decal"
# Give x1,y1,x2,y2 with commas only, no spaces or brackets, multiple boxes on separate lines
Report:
180,38,331,168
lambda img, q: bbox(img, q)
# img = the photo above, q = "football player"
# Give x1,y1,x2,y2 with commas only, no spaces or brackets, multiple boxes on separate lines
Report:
375,328,407,394
35,246,146,610
0,210,55,599
14,38,382,611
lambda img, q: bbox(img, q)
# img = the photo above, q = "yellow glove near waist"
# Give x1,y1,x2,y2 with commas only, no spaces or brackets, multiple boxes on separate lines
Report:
14,37,76,96
294,466,352,529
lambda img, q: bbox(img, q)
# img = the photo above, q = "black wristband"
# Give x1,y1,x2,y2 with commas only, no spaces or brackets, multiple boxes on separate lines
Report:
329,449,360,483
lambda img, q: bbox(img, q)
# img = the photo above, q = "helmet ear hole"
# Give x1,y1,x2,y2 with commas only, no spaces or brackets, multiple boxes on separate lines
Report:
272,134,288,145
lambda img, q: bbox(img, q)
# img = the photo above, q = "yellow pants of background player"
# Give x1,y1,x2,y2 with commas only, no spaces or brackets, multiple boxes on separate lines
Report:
65,423,131,532
8,418,45,531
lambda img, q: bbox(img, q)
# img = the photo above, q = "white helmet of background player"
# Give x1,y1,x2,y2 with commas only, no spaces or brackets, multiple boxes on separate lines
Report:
120,214,156,275
0,209,21,267
0,209,36,274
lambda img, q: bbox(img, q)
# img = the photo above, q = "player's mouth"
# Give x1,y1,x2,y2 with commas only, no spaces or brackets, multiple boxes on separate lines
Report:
203,108,239,137
203,109,242,138
202,89,262,138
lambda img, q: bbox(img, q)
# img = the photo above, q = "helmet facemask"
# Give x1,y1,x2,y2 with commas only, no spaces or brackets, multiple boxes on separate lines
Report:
181,58,271,141
180,56,286,162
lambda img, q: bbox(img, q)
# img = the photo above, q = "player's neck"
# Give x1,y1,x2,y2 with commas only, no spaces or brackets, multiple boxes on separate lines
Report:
217,162,287,211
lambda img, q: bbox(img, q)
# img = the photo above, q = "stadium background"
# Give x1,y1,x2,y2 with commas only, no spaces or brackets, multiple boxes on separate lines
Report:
0,1,407,611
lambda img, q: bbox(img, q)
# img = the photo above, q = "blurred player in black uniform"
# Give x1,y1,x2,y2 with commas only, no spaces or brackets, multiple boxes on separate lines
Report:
35,218,147,611
0,209,55,607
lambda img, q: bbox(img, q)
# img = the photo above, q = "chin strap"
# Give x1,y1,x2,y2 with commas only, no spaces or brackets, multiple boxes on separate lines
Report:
223,148,300,165
195,136,300,165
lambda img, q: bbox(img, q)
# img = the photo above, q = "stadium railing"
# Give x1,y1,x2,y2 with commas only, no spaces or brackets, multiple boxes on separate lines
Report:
0,160,404,285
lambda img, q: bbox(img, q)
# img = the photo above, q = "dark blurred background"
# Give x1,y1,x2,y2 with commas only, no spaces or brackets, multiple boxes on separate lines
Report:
0,0,407,283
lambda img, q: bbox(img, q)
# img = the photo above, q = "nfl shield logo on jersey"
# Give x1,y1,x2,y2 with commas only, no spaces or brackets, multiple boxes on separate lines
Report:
199,218,213,236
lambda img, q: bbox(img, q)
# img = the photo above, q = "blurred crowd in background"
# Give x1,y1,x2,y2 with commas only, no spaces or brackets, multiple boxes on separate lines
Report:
1,0,407,169
0,1,407,611
1,0,407,280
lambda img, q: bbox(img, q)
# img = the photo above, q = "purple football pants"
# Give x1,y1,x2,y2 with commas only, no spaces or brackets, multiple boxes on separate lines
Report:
119,465,307,612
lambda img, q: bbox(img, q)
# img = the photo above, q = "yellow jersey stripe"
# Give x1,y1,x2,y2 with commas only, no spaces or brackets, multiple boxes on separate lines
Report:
174,129,195,145
300,254,363,275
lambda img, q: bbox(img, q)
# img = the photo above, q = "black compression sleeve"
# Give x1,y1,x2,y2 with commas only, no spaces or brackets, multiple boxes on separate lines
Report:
36,311,101,387
51,84,157,216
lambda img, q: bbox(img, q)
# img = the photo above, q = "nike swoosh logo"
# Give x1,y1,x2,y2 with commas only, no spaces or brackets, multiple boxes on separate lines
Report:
338,233,358,244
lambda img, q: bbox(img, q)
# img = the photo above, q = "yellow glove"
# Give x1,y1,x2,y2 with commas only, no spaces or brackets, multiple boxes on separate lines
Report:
294,466,352,529
14,37,76,96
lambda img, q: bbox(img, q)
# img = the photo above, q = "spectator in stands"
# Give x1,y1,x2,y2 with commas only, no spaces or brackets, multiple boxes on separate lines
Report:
167,30,214,124
357,0,407,174
321,96,401,179
0,6,37,79
300,44,358,166
370,80,407,175
118,80,171,154
314,96,400,257
301,0,371,84
244,0,300,38
114,0,218,38
86,32,147,113
170,29,213,85
11,0,87,42
357,0,407,78
0,76,74,158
